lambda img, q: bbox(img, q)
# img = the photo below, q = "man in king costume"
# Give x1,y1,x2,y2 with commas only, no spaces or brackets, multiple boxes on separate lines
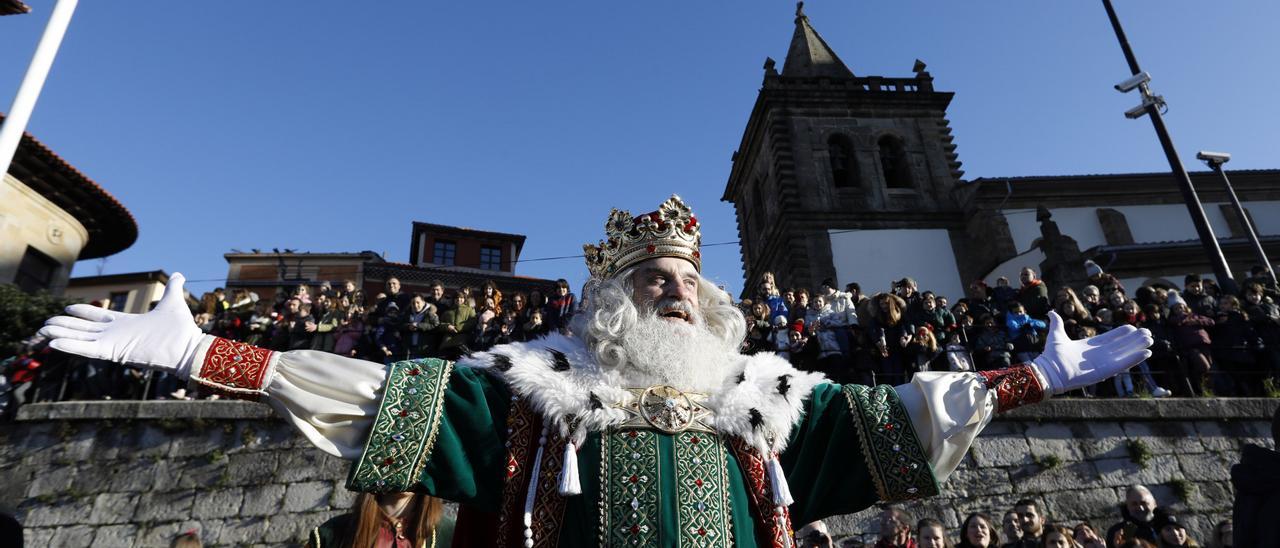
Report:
40,196,1153,547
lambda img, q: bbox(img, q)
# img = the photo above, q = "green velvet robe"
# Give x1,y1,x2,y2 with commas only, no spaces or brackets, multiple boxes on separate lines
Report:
344,356,937,548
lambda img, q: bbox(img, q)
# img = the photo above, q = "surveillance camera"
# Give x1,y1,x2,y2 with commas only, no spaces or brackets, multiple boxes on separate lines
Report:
1124,103,1149,119
1114,71,1151,93
1196,151,1231,166
1123,94,1165,119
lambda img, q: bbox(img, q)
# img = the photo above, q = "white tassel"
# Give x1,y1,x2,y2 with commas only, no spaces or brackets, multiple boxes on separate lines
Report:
766,455,794,506
522,427,548,548
558,441,582,496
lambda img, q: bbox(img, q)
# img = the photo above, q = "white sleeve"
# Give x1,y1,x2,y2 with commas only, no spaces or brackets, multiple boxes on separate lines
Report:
893,367,1049,482
186,336,388,459
262,350,387,459
188,344,388,460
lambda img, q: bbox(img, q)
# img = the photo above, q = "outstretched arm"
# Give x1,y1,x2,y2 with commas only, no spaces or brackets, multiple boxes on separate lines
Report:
895,309,1152,479
40,274,387,458
785,310,1152,521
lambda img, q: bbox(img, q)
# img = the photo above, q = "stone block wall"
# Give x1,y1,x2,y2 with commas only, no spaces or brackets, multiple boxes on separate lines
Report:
0,398,1274,546
826,398,1278,545
0,401,354,547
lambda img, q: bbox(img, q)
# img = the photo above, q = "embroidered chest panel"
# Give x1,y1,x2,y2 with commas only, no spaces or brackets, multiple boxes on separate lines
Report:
598,429,734,547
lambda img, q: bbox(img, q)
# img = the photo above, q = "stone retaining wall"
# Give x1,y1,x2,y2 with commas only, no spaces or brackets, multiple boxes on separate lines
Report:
826,398,1279,544
1,401,352,547
0,398,1275,546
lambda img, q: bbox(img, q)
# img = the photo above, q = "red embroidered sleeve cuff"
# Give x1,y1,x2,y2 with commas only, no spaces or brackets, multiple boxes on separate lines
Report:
977,364,1046,413
188,336,279,401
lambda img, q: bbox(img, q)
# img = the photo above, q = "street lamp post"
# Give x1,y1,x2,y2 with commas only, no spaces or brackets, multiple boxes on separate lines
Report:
1197,151,1278,289
1101,0,1238,294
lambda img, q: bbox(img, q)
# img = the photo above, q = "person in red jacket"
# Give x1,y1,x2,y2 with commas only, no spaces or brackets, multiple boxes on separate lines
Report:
3,341,44,418
1167,292,1216,396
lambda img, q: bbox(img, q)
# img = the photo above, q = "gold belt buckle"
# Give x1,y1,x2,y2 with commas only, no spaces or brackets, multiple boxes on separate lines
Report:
627,385,711,434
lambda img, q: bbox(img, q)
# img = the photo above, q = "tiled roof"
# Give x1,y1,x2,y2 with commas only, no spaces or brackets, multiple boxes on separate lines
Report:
68,270,169,286
970,169,1280,184
1093,235,1280,254
0,0,30,16
410,221,526,243
2,113,138,259
364,262,558,294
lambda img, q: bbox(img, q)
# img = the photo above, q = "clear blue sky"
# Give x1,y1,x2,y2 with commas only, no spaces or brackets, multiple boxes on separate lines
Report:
3,1,1277,297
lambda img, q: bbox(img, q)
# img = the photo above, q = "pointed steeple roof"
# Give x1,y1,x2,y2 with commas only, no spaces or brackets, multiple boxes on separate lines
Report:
782,2,853,78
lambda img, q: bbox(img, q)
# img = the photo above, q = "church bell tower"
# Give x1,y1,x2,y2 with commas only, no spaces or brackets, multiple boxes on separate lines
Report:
723,3,969,297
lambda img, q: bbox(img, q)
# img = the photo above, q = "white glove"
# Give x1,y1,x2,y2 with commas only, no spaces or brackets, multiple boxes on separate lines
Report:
1032,310,1154,395
39,273,205,379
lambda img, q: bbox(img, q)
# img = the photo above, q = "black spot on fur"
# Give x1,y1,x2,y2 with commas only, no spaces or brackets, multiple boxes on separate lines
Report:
736,372,747,384
748,408,764,429
589,393,604,410
548,349,572,372
491,354,513,372
776,374,792,397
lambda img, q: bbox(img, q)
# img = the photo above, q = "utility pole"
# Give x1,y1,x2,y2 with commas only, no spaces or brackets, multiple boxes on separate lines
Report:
0,0,80,177
1101,0,1238,294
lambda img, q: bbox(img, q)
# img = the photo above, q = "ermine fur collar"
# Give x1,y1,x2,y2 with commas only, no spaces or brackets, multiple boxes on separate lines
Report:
458,332,827,455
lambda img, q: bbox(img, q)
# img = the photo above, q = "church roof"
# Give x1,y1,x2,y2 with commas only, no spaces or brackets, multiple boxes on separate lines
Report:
781,2,853,79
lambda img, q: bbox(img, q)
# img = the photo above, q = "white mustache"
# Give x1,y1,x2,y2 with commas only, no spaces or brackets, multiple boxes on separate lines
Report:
652,298,693,315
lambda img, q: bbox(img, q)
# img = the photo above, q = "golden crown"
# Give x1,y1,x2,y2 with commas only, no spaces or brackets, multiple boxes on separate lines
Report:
583,195,702,279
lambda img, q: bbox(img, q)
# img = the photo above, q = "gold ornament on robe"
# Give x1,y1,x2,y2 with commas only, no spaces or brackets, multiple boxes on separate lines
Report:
616,385,714,434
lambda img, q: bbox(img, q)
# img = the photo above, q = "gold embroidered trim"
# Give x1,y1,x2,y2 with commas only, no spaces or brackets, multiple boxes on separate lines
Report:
347,358,454,493
842,384,939,503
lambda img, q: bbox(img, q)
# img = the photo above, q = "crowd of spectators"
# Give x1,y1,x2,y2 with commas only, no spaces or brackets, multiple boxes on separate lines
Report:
794,486,1233,548
0,277,576,405
5,261,1280,407
196,277,575,362
739,263,1280,398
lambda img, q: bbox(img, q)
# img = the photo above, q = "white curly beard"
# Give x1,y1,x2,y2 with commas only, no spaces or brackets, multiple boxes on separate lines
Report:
611,312,736,392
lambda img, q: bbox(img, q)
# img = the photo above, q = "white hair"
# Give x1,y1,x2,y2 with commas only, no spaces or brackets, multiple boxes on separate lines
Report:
571,266,746,390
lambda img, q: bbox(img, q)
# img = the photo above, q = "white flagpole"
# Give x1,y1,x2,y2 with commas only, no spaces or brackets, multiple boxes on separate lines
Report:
0,0,80,177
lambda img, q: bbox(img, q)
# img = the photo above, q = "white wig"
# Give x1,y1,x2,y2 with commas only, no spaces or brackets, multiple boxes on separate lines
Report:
571,265,746,372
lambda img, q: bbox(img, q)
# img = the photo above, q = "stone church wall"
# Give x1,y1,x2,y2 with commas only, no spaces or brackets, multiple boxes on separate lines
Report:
1,398,1274,546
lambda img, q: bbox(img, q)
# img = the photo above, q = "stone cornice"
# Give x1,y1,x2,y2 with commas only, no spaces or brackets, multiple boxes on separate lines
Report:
999,397,1279,422
15,400,274,421
15,397,1277,423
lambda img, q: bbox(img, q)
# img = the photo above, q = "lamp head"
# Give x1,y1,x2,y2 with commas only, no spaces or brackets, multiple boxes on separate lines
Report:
1196,150,1231,168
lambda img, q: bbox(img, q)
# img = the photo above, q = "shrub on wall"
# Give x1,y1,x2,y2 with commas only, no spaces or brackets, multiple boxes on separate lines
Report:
0,283,78,359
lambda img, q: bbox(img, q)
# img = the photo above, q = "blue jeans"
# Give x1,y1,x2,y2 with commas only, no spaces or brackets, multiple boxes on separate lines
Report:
1113,371,1135,396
